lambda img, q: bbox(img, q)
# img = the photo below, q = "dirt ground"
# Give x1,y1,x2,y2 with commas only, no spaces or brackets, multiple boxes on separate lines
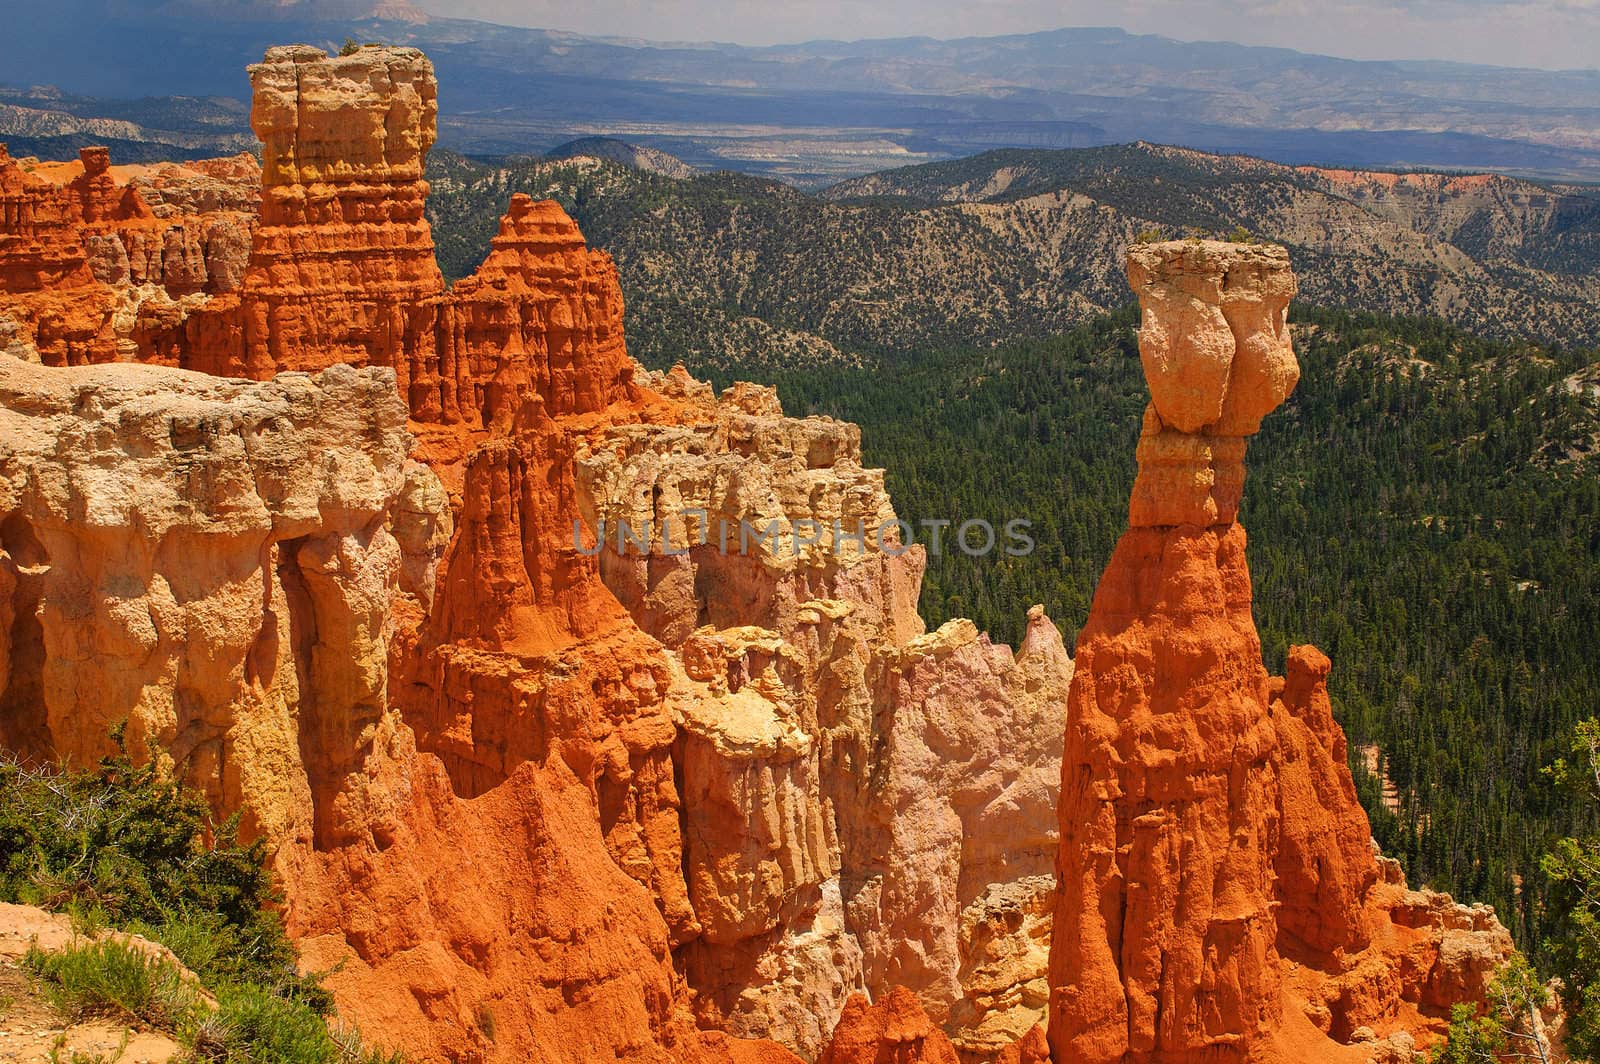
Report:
0,904,183,1064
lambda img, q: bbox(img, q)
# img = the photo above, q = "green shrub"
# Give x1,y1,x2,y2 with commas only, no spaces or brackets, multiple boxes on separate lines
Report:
0,749,327,1009
1426,955,1549,1064
1429,1002,1505,1064
5,746,402,1063
203,984,340,1062
475,1001,496,1043
24,939,200,1030
178,986,407,1064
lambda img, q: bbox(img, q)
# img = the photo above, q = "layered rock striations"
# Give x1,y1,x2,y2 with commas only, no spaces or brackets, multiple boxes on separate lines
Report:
431,192,636,427
186,46,638,447
185,45,445,381
0,143,254,365
1047,240,1512,1064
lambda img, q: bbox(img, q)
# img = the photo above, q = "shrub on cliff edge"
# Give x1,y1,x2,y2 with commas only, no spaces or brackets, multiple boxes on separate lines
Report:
1,742,406,1062
0,740,320,1006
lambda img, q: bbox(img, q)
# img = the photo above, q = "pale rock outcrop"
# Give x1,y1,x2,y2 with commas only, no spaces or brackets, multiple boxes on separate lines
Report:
251,45,435,189
0,355,438,847
667,609,871,1055
579,376,1074,1057
126,155,262,217
577,369,919,648
857,608,1070,1058
1125,240,1298,528
954,876,1055,1056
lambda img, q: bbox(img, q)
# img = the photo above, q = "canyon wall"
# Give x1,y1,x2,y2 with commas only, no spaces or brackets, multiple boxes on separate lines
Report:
1047,241,1513,1064
0,356,417,843
573,370,1070,1055
0,44,1075,1063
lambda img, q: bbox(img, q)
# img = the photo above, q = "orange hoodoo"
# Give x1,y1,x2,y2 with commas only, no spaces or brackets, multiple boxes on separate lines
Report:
1047,241,1512,1064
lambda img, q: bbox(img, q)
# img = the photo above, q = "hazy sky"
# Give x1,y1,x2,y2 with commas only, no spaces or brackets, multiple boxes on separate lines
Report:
414,0,1599,71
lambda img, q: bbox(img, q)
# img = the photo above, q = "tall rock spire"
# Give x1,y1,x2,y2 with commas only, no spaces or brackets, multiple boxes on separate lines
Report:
188,44,446,380
1047,241,1511,1064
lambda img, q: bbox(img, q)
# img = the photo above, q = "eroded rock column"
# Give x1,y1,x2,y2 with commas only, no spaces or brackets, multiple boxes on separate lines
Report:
1048,241,1299,1063
187,45,445,381
1046,241,1512,1064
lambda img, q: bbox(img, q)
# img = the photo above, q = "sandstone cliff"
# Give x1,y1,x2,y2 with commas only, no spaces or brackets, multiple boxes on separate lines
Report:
574,370,1071,1055
1046,240,1513,1064
184,44,444,381
0,356,420,847
0,44,1075,1063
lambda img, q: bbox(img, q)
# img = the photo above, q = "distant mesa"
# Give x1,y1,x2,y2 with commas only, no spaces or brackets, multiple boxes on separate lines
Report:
545,137,699,179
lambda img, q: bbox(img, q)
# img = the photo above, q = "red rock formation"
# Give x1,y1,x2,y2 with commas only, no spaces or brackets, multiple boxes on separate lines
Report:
426,193,636,425
1047,240,1511,1064
995,1026,1050,1064
0,142,254,365
176,45,639,464
0,42,1512,1064
181,44,443,380
819,988,962,1064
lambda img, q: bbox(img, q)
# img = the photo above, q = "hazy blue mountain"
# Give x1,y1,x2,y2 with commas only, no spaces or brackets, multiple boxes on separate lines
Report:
5,2,1599,182
543,137,697,178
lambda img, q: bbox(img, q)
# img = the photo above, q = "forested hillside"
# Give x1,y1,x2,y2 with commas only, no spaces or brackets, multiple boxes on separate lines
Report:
426,145,1600,371
739,306,1600,954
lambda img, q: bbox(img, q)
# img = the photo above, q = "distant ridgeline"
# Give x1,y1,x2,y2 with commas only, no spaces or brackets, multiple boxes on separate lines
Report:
424,143,1600,371
753,304,1600,960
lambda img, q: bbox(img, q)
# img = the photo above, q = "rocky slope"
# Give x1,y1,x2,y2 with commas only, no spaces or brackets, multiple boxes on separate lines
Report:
422,144,1600,372
0,902,191,1062
0,42,1517,1064
547,137,698,180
